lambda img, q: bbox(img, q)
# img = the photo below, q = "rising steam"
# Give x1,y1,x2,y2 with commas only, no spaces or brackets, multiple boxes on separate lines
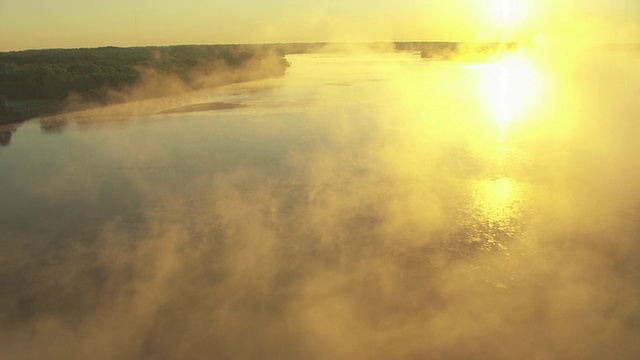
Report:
2,38,640,360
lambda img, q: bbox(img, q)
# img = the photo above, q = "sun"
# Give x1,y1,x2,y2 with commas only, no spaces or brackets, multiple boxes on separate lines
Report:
490,0,527,29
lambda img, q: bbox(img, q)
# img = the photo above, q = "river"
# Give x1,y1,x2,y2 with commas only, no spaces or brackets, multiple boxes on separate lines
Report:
1,50,640,359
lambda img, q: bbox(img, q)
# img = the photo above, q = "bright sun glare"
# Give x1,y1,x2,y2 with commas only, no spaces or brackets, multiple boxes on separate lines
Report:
491,0,527,28
478,54,542,129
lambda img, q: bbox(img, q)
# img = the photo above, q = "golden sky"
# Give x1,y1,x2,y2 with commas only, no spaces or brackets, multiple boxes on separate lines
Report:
0,0,638,50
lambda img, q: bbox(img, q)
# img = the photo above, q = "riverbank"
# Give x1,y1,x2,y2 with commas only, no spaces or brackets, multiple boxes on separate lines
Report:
0,44,290,125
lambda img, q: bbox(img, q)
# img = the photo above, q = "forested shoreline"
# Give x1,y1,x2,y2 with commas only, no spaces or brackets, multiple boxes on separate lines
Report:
0,44,291,125
0,42,524,125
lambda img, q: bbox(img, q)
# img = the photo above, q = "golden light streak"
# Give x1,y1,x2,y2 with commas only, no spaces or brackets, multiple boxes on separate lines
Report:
478,53,543,129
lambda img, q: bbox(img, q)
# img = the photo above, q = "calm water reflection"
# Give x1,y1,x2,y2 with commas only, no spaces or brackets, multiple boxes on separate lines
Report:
2,50,640,359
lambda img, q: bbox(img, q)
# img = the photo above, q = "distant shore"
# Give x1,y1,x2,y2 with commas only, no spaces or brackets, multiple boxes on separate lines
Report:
0,44,291,125
6,41,633,126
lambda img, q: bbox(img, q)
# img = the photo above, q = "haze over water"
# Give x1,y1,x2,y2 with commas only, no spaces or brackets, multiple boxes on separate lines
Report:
2,47,640,359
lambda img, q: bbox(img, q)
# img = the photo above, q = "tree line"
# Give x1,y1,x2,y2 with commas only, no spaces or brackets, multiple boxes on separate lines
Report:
0,45,293,101
0,42,520,125
0,45,290,124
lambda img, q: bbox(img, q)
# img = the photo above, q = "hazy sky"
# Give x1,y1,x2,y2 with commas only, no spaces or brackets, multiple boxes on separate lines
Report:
0,0,638,50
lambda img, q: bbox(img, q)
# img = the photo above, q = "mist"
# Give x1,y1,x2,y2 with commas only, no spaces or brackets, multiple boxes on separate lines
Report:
37,47,289,124
1,41,640,360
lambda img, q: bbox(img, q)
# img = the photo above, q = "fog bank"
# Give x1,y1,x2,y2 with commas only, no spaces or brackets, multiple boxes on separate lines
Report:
1,45,640,359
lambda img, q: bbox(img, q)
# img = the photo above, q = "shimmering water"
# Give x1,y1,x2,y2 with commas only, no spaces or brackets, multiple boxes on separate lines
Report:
2,51,640,359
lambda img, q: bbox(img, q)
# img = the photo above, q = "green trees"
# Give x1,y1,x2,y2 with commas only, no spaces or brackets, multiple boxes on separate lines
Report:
0,95,9,114
0,45,290,109
0,95,17,125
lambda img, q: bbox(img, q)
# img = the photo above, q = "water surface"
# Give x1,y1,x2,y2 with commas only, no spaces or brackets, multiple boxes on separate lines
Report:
2,50,640,359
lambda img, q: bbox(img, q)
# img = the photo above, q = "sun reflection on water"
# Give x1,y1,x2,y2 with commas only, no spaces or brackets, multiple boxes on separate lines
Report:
451,52,543,250
461,176,531,251
478,53,543,130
